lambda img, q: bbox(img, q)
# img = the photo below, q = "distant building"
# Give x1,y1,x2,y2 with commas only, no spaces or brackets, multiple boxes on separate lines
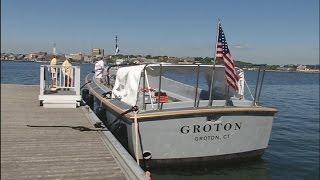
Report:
180,57,195,63
296,65,308,71
8,54,16,60
83,55,91,63
68,52,84,62
37,54,46,61
27,53,38,60
116,59,125,65
16,54,25,60
26,52,47,61
92,48,104,57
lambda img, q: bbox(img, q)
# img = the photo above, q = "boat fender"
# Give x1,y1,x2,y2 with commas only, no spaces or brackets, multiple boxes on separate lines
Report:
81,89,89,102
143,151,152,160
86,94,94,110
109,105,139,130
143,151,152,171
95,106,106,121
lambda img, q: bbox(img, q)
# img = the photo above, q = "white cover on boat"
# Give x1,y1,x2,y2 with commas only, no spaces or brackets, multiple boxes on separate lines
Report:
112,65,145,106
237,68,245,97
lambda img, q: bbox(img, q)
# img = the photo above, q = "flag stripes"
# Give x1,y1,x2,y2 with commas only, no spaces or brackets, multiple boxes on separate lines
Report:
215,22,239,91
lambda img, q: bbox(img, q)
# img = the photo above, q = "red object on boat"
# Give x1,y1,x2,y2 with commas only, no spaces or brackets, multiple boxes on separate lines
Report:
154,92,169,103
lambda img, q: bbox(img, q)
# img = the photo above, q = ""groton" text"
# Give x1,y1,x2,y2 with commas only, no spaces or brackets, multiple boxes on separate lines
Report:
180,122,242,134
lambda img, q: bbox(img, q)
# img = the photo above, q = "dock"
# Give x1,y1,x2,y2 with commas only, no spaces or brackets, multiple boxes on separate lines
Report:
1,84,146,179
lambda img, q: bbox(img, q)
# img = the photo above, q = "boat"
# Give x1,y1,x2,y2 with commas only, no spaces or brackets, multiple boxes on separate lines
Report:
83,25,277,168
83,63,277,168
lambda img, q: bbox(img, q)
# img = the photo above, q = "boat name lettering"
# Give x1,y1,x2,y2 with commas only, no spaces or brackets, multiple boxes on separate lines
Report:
180,122,241,134
194,134,231,141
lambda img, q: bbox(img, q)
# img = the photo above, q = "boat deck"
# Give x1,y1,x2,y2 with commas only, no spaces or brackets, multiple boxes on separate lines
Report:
1,84,142,179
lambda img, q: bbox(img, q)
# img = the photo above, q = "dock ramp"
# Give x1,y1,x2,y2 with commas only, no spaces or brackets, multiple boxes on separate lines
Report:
38,65,81,108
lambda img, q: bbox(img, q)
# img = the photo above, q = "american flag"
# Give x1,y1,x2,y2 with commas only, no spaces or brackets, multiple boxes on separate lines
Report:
215,22,239,91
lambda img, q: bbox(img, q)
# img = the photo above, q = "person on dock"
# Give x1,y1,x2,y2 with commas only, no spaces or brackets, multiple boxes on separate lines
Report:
95,58,105,83
62,58,73,90
50,56,58,91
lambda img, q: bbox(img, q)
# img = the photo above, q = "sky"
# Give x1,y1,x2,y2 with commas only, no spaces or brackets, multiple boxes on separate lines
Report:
1,0,319,65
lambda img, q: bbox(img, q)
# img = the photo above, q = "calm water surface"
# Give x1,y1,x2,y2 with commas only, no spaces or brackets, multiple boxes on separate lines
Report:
1,61,319,180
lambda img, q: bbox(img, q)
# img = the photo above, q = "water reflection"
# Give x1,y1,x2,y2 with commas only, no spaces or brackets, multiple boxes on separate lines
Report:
151,159,268,180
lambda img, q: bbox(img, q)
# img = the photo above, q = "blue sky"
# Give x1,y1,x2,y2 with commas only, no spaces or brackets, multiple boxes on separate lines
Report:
1,0,319,64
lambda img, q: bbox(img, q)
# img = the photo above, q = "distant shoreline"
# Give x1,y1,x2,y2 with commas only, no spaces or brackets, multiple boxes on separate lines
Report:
264,70,319,74
1,59,319,74
243,69,320,74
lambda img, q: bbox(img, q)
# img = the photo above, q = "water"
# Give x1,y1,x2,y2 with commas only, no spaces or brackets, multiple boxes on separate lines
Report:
0,61,94,86
1,61,319,180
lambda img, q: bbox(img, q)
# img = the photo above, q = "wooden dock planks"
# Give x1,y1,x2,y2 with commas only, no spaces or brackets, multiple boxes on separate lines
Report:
1,84,127,180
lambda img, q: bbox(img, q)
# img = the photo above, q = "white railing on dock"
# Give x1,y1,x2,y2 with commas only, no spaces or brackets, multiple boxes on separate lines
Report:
40,65,80,96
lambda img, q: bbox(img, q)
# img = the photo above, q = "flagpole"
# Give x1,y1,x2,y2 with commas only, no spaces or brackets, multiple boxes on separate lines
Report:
225,83,230,106
208,18,220,106
115,35,118,55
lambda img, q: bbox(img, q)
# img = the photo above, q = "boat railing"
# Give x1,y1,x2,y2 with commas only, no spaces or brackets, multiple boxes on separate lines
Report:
105,63,262,111
106,63,130,86
253,65,266,106
39,65,81,96
141,64,228,110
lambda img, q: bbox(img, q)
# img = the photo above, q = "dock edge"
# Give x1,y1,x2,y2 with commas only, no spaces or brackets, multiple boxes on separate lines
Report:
81,105,147,180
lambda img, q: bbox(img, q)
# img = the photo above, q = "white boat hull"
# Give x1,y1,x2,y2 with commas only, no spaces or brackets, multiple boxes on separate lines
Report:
84,67,277,167
120,114,274,165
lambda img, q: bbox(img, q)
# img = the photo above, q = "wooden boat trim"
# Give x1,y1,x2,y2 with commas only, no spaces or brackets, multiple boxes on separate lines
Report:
133,106,277,120
86,78,134,116
86,76,277,122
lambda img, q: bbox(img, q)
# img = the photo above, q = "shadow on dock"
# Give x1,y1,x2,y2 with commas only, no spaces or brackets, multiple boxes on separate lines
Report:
26,125,108,132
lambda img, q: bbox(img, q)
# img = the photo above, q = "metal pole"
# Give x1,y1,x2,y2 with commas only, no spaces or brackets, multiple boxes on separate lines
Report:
158,64,162,110
134,112,140,165
224,69,229,106
208,63,217,106
253,66,262,106
143,68,146,110
257,67,266,104
40,66,44,95
194,65,200,107
145,70,154,109
75,66,80,95
244,79,255,100
59,66,62,88
208,19,220,106
115,35,118,55
225,85,230,106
